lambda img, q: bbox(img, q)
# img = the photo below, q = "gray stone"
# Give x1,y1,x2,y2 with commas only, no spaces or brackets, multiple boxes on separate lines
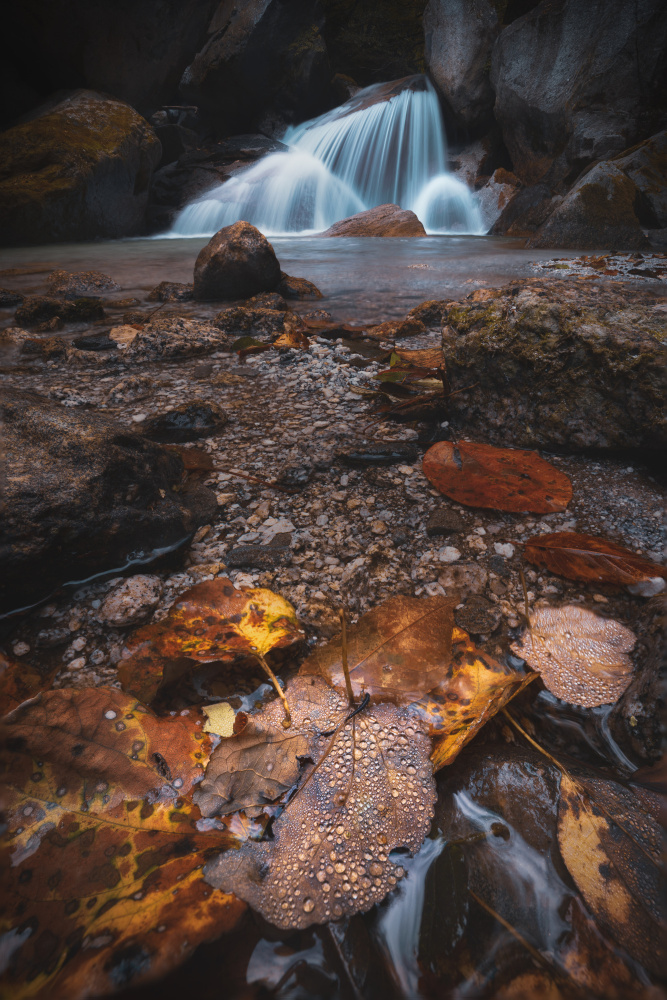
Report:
194,221,281,301
454,595,501,636
98,575,163,627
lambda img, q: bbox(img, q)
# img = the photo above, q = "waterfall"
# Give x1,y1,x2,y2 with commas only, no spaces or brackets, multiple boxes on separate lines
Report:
170,75,484,237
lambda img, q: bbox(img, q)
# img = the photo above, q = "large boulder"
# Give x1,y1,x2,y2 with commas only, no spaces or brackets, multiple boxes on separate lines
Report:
320,204,427,237
613,130,667,229
474,168,521,231
424,0,499,131
491,0,667,185
180,0,331,133
530,161,651,250
442,280,667,453
193,221,281,301
0,90,161,246
0,389,216,613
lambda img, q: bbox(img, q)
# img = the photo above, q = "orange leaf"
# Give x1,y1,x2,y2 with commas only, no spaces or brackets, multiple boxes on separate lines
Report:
422,440,572,513
524,532,667,590
0,652,57,715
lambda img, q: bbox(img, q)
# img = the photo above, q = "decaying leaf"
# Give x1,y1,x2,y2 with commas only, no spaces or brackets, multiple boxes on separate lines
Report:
0,651,57,715
204,677,436,929
423,441,572,513
274,314,310,350
300,595,455,703
202,701,236,737
511,605,635,707
118,578,303,703
163,444,214,471
391,346,445,369
0,688,245,1000
524,531,667,595
194,676,344,818
558,772,666,977
411,627,532,770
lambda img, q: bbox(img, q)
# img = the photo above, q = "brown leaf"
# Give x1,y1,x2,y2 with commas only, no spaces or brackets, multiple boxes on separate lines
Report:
0,688,245,1000
163,445,214,471
118,578,304,703
558,772,666,977
194,676,344,818
423,441,572,513
511,604,635,707
392,346,445,369
299,595,455,703
524,531,667,593
0,651,57,714
203,677,436,929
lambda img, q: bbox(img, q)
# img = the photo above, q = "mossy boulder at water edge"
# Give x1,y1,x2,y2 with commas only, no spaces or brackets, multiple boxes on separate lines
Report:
442,281,666,453
0,90,161,246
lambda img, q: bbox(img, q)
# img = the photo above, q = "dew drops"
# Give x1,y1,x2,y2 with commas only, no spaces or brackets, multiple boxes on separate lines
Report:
303,898,314,912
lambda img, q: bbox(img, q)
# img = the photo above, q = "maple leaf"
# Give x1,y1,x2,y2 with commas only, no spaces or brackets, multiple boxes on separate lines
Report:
524,531,667,595
0,688,245,1000
203,677,436,929
118,578,304,704
511,605,636,707
423,440,572,513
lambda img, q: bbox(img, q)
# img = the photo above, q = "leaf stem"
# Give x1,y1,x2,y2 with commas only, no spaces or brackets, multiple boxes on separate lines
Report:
256,653,291,726
339,606,355,709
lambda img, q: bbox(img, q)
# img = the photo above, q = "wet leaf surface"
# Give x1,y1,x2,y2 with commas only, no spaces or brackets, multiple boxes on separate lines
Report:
299,595,455,704
511,605,635,707
204,676,436,929
558,771,666,977
0,688,245,1000
524,531,667,592
423,440,572,513
118,578,304,703
0,651,57,715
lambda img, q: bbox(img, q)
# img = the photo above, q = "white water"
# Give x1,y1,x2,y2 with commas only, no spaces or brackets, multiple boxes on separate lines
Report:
171,76,484,237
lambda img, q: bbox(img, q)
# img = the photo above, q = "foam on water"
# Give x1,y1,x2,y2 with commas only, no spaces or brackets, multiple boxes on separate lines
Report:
171,76,484,237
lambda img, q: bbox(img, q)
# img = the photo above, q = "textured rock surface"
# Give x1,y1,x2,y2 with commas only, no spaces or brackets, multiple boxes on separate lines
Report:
0,389,215,612
530,162,651,250
443,280,667,452
320,204,427,237
491,0,667,185
0,90,160,246
141,401,227,443
475,168,521,231
613,130,667,229
424,0,499,130
194,221,281,301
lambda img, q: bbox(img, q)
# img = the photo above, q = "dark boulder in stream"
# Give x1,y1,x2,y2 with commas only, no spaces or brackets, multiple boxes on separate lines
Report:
0,389,216,614
194,221,281,300
443,280,667,453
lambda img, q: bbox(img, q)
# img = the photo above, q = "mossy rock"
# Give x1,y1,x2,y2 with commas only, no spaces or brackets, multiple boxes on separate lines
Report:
443,280,667,453
0,90,160,246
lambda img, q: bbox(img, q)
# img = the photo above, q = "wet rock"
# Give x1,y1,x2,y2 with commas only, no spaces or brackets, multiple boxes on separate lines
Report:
213,306,287,339
437,561,488,597
15,295,105,327
424,0,499,131
491,183,557,237
98,575,163,627
320,204,427,237
105,376,153,404
0,289,24,306
475,168,521,231
46,269,120,298
491,0,667,185
72,332,118,352
147,281,194,302
337,442,419,467
454,595,501,635
530,162,651,250
123,315,230,361
366,316,426,340
19,336,69,360
194,221,281,301
275,464,313,491
34,317,63,333
225,545,292,570
245,292,288,310
0,90,161,246
121,311,147,325
0,388,213,613
426,509,465,537
140,401,227,443
276,272,323,300
407,300,452,326
444,279,667,452
613,130,667,229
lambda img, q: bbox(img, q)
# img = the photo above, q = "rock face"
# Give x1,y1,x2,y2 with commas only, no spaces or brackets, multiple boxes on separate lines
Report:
194,221,281,300
613,130,667,229
180,0,331,133
442,280,666,453
491,0,667,185
424,0,499,130
474,168,521,231
0,91,160,246
530,162,651,250
320,204,427,237
0,389,215,613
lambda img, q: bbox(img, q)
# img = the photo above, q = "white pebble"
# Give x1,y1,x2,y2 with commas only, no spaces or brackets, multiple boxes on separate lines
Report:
438,546,461,563
494,542,515,558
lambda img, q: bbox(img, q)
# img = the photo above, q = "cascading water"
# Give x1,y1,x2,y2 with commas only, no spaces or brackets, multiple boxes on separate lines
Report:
170,75,484,237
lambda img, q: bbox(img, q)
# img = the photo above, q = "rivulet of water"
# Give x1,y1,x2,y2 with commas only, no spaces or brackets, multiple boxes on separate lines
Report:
170,76,483,237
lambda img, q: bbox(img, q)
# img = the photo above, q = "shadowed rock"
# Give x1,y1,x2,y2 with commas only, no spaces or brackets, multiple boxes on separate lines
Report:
194,221,281,300
320,204,426,237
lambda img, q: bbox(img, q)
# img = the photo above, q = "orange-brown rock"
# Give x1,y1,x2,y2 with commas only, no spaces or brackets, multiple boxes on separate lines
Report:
319,203,427,237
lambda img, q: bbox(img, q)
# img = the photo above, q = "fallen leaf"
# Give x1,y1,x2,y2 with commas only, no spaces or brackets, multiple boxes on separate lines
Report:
203,676,436,929
194,675,343,818
118,578,304,704
163,444,214,471
202,701,236,737
558,771,666,977
511,604,635,707
0,688,245,1000
524,531,667,594
274,328,310,349
392,346,445,369
411,627,532,770
300,595,455,703
0,652,57,715
423,441,572,513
